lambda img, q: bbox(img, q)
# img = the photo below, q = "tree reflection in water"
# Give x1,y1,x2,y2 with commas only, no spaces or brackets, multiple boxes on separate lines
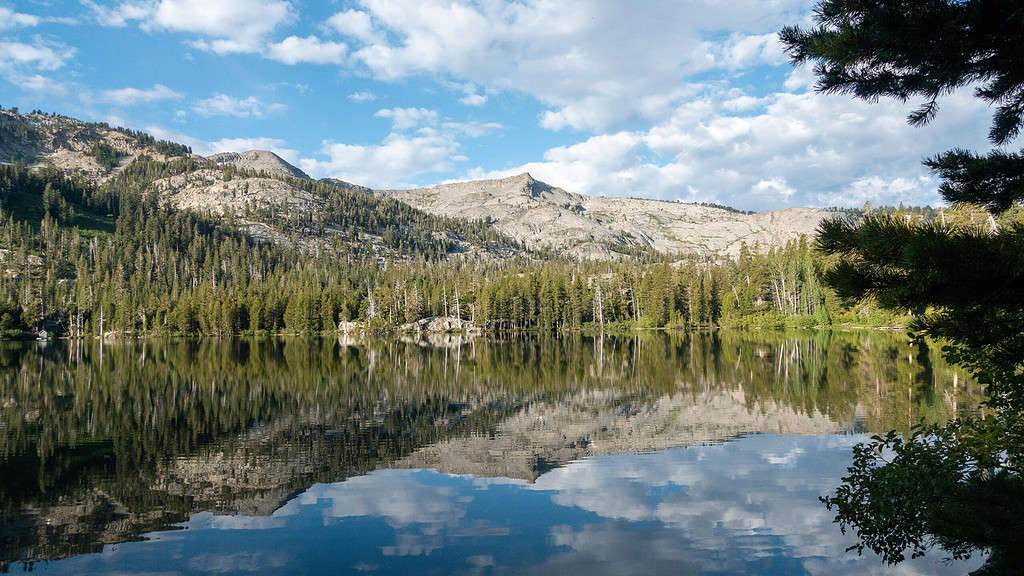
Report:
0,332,980,571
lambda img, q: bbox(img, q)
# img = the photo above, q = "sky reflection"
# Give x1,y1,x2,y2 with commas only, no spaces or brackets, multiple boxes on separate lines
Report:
30,433,982,576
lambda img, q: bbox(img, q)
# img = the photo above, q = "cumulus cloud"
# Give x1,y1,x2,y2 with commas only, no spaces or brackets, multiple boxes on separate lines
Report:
325,0,810,132
302,1,997,210
0,38,75,93
286,472,464,528
266,35,347,65
193,94,286,118
695,33,788,71
300,130,461,187
0,38,74,72
82,0,152,27
90,0,294,54
62,0,993,211
301,108,502,185
374,107,438,131
17,74,67,94
465,87,991,210
98,83,182,106
171,434,975,575
326,9,381,44
460,93,486,107
0,6,78,29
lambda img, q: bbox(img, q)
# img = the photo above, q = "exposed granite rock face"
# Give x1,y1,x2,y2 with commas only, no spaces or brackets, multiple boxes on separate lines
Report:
399,316,479,334
2,108,837,260
321,177,374,194
380,173,836,259
390,388,845,482
151,168,320,216
207,150,309,179
0,109,188,182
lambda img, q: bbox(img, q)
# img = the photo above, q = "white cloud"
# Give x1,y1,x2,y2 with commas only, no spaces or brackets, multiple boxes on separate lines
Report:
348,91,377,102
443,120,502,138
82,0,152,27
459,93,487,107
326,0,810,132
98,83,183,106
301,107,502,185
784,65,816,92
18,74,67,94
193,433,977,575
0,6,40,29
751,178,796,202
326,9,380,43
92,0,294,54
0,6,77,28
374,107,438,131
286,472,463,528
207,137,298,163
300,130,460,187
696,33,787,70
0,38,74,71
465,87,991,211
266,35,347,65
0,38,75,93
193,94,286,118
451,82,488,107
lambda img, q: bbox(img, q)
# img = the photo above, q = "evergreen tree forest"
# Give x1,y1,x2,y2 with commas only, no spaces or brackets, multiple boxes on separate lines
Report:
2,156,1021,339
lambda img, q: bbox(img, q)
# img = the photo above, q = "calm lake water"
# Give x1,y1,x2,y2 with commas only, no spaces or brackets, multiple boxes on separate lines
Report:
0,331,986,574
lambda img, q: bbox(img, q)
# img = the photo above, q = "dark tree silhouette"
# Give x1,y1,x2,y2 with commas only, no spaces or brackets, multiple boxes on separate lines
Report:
782,1,1024,574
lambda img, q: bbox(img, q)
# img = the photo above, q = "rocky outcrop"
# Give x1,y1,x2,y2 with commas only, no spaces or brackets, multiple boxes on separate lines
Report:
399,316,479,334
381,173,836,259
151,168,320,217
391,388,845,482
2,108,839,261
0,109,189,182
207,150,309,179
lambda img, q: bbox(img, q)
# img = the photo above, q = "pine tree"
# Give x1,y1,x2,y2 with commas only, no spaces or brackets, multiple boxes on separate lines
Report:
783,2,1024,572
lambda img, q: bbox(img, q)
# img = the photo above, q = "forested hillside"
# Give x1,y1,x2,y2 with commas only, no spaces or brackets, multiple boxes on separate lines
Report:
3,107,1020,338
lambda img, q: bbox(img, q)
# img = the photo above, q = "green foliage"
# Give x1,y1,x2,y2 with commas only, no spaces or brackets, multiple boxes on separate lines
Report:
823,419,1024,573
780,0,1024,146
0,158,893,338
785,1,1024,573
86,142,122,172
925,149,1024,213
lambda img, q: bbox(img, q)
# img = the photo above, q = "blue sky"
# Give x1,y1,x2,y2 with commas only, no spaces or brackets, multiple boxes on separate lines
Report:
0,0,995,210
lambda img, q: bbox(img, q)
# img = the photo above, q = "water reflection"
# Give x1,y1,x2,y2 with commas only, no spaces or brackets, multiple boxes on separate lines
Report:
0,331,983,573
26,437,981,575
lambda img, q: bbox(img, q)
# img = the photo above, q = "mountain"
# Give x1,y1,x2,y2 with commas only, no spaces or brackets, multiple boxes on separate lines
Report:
380,173,834,259
1,108,831,260
0,108,520,258
207,150,310,179
0,108,191,182
390,387,843,482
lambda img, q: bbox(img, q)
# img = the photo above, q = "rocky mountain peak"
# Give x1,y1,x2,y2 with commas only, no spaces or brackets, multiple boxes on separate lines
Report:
207,149,309,179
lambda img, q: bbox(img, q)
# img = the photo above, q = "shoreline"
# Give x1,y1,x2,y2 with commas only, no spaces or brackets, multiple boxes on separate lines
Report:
10,323,910,343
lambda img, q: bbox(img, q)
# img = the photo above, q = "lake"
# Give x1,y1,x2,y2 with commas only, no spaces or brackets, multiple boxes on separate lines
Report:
0,331,986,574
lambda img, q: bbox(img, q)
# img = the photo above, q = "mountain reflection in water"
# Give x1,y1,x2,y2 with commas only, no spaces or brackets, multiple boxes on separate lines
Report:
0,332,986,574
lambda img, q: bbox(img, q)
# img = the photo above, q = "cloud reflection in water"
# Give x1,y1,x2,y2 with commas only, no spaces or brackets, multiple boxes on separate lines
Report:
38,434,981,576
